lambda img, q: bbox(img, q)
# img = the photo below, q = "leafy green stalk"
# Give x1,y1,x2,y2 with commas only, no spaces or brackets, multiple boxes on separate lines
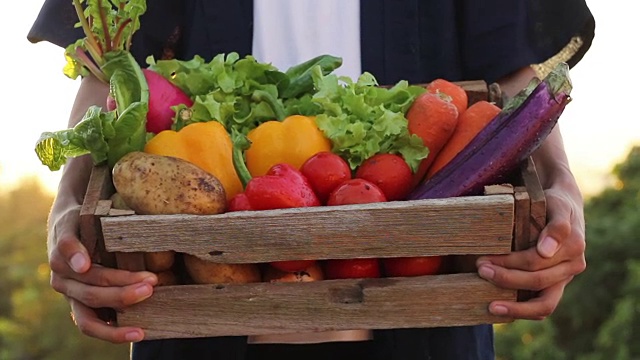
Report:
64,0,147,81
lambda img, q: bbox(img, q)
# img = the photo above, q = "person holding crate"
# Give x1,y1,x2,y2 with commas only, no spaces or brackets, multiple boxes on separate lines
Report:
29,0,594,359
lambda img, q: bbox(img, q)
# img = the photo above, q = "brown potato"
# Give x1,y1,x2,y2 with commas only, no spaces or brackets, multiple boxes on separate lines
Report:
112,151,226,215
262,263,324,283
109,192,132,211
145,251,176,272
156,270,179,286
184,254,261,284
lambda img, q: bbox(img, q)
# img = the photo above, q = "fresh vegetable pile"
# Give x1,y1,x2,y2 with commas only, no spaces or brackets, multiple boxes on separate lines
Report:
35,1,573,285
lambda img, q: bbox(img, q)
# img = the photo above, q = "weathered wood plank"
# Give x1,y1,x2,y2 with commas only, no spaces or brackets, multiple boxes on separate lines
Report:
79,165,116,267
516,158,547,301
101,195,515,263
118,273,515,339
513,187,531,252
521,158,547,241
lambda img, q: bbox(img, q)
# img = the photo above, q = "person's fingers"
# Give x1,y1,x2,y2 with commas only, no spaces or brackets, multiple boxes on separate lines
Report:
50,233,91,274
50,234,158,287
476,233,585,274
477,247,553,272
54,276,155,310
477,260,577,291
486,279,569,320
537,190,582,259
69,298,145,344
78,265,158,287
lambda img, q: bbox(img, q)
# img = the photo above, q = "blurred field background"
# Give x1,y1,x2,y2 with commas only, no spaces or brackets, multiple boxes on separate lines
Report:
2,0,639,359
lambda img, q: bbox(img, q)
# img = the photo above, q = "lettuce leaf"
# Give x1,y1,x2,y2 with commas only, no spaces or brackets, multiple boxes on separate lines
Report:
35,51,148,170
147,53,288,134
306,69,429,171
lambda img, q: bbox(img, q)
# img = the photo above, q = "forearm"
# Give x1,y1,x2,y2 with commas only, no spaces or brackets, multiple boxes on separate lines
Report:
47,75,110,247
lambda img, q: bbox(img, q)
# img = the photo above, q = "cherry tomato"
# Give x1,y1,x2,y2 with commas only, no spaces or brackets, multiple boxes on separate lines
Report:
270,260,317,273
327,178,387,206
300,151,352,204
382,256,444,277
355,153,414,201
325,258,381,279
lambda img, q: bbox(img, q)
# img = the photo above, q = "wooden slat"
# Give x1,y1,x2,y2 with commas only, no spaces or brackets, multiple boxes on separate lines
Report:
513,187,531,252
101,195,515,263
79,165,115,266
516,158,547,301
521,158,547,241
456,80,491,106
118,273,515,339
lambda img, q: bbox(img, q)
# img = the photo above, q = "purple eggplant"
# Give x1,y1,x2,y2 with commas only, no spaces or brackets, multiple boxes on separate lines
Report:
407,63,573,200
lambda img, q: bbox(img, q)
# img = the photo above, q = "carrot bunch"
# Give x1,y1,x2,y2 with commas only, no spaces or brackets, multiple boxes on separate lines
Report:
405,79,501,186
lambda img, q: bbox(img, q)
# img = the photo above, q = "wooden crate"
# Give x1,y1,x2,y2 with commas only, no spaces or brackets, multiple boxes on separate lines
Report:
79,81,545,340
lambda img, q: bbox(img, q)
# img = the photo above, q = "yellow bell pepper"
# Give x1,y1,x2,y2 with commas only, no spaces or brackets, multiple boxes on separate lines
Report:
144,121,243,200
245,115,332,177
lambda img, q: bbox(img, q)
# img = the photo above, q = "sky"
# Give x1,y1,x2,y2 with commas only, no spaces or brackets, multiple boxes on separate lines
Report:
1,0,638,197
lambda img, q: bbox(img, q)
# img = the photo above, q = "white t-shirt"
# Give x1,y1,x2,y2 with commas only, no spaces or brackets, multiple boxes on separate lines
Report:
248,0,370,345
252,0,362,80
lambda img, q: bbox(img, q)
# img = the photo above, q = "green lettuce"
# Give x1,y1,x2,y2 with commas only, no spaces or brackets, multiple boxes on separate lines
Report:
147,53,341,135
35,52,148,170
304,68,429,171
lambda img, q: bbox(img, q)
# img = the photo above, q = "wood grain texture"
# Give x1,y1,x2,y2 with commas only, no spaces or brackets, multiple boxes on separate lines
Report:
516,158,547,302
100,195,515,263
79,165,115,266
117,273,515,339
521,158,547,240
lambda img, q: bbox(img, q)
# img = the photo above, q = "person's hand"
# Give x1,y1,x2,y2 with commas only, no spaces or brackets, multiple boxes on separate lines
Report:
49,204,158,343
475,175,586,320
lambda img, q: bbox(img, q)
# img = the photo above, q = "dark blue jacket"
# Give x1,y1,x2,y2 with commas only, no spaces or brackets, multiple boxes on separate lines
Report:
29,0,594,85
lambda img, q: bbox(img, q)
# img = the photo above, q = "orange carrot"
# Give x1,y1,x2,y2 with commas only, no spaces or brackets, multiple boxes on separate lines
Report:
425,100,501,179
406,92,459,187
426,79,469,115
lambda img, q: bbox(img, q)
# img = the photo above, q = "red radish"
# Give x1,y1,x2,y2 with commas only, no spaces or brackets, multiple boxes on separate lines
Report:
300,151,352,204
106,95,116,112
142,68,194,134
355,153,414,201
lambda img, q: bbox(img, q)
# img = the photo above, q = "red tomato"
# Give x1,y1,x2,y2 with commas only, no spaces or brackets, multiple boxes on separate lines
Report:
270,260,317,273
382,256,444,277
325,258,381,279
355,153,414,201
300,152,352,204
326,179,387,206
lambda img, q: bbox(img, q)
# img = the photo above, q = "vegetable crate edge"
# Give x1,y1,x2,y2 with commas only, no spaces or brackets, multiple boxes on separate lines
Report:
79,81,546,340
